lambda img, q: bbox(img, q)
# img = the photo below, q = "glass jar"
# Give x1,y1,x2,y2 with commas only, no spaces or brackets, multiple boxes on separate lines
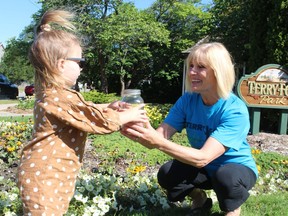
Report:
121,89,144,105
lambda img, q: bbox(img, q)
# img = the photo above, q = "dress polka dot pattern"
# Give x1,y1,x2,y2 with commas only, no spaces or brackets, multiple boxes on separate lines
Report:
17,88,121,215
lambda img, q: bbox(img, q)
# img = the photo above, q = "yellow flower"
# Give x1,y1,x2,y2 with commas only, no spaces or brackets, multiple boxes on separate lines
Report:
127,165,147,174
272,160,279,164
252,149,261,154
257,165,261,173
7,146,16,152
7,135,15,141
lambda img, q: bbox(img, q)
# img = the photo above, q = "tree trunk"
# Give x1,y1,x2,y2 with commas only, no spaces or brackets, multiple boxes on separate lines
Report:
98,51,108,93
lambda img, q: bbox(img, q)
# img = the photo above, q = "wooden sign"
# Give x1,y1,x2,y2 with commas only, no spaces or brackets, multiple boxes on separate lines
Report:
237,64,288,109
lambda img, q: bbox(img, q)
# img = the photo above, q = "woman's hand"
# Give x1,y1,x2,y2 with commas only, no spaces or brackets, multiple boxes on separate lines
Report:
121,121,162,149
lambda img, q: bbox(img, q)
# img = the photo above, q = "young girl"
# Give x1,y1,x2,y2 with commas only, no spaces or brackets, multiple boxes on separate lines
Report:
17,10,147,215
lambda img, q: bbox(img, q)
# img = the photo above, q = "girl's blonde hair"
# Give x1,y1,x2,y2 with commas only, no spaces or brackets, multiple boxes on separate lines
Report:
185,42,235,99
29,10,80,94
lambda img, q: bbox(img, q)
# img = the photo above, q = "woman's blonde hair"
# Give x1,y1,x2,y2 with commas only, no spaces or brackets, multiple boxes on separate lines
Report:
185,42,235,99
29,10,80,94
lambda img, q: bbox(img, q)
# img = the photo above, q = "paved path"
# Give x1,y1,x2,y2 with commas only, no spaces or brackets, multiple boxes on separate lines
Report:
0,103,33,117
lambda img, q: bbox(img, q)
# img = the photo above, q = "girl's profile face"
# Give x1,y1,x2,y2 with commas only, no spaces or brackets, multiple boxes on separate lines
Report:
61,45,83,87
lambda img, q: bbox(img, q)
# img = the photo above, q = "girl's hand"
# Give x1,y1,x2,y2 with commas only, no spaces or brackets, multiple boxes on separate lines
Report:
107,101,131,111
119,104,147,125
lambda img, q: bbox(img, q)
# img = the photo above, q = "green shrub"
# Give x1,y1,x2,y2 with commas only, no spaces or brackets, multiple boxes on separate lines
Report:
81,90,120,104
145,104,172,128
17,96,34,110
81,92,172,129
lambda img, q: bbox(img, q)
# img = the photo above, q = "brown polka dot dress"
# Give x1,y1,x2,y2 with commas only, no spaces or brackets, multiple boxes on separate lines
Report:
17,88,121,215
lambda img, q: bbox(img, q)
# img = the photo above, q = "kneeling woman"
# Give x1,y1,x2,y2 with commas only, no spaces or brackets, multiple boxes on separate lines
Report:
121,42,258,216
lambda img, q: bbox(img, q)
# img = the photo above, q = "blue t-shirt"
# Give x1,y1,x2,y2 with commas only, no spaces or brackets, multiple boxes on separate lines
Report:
164,92,258,177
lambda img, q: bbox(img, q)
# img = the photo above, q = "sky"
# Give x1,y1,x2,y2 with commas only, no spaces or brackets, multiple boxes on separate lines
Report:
0,0,211,47
0,0,41,46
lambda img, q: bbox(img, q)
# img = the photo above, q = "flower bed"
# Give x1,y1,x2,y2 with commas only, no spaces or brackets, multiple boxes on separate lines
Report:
0,114,288,215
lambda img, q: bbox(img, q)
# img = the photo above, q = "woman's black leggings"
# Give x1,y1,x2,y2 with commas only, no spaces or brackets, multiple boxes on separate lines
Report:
157,159,257,212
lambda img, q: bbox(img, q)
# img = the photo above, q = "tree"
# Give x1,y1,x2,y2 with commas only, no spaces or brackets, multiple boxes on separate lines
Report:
0,10,41,84
209,0,288,74
264,0,288,66
247,0,273,71
209,0,251,74
97,3,170,94
2,0,212,103
143,0,211,103
39,0,170,94
0,37,34,84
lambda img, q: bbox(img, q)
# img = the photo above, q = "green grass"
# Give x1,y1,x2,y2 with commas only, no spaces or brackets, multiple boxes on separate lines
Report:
0,115,32,123
0,99,18,104
90,132,288,215
123,191,288,215
90,130,190,169
241,192,288,216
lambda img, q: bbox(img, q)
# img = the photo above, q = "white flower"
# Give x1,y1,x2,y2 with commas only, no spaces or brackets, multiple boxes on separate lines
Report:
249,190,258,196
74,193,88,203
92,209,102,216
4,211,17,216
117,177,123,184
133,175,140,183
258,178,264,185
92,196,111,214
8,193,18,201
81,173,93,181
269,184,277,192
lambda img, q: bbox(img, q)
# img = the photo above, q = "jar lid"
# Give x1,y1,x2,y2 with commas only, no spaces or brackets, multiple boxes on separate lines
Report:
123,89,141,95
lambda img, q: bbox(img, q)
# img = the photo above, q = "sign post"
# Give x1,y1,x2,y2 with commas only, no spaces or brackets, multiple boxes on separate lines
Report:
237,64,288,134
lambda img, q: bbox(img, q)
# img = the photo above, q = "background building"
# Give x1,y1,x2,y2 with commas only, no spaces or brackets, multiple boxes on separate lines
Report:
0,43,4,62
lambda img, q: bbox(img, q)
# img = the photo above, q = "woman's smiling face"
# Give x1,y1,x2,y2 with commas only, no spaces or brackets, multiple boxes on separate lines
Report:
188,58,217,96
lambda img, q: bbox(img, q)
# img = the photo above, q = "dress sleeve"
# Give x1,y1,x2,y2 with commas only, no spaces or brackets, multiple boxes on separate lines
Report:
39,89,121,134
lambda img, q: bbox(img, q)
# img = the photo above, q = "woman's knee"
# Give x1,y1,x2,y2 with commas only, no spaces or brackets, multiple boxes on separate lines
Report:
157,160,194,189
157,161,173,189
212,164,254,210
214,164,241,186
214,164,256,189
